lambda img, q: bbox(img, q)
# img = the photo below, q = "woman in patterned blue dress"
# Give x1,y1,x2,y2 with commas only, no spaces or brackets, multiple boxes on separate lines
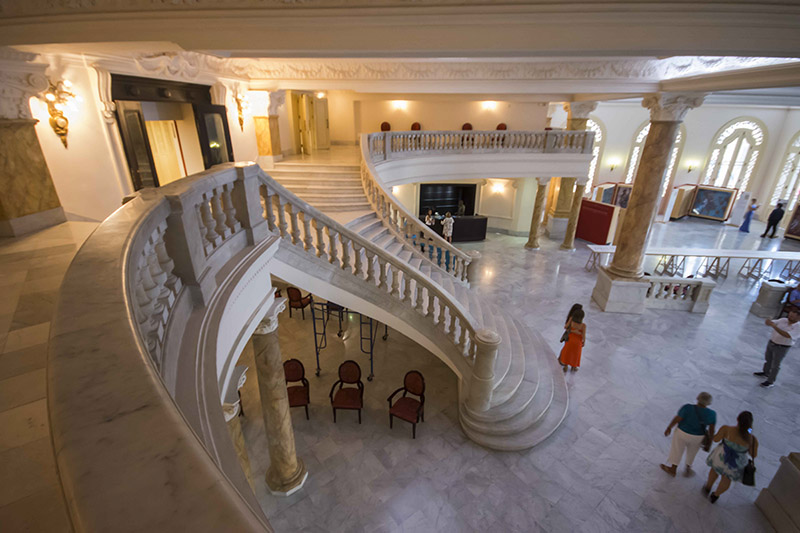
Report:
703,411,758,503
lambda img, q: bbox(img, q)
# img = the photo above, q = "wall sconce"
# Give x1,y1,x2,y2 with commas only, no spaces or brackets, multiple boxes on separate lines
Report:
491,181,505,193
316,91,326,99
608,157,622,172
392,186,400,194
235,92,250,131
391,100,408,111
687,160,699,173
43,79,75,148
481,101,498,111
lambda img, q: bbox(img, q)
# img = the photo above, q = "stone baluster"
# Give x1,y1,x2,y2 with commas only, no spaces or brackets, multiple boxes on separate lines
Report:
365,251,377,284
328,229,339,266
276,199,288,238
221,183,241,234
449,316,460,344
403,273,413,304
301,212,313,252
288,204,301,246
378,259,388,290
353,244,365,278
199,197,221,249
263,188,276,232
391,265,401,298
313,219,327,260
340,235,351,272
210,188,231,239
251,299,308,496
465,329,501,413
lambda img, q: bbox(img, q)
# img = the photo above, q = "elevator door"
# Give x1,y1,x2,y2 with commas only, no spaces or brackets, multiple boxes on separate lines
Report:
193,103,235,169
116,100,159,190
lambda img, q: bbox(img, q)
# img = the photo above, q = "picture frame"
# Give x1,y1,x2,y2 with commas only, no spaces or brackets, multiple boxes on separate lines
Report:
613,184,633,208
689,185,737,221
593,182,617,205
784,204,800,241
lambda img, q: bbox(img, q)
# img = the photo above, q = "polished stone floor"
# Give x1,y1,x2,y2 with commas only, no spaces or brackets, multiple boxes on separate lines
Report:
239,216,800,533
0,221,97,532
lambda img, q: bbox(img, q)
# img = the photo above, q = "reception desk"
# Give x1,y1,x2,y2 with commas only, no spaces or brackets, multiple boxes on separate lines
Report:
422,215,488,242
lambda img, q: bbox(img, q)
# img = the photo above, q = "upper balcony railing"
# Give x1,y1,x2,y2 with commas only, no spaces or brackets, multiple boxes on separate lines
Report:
367,129,594,162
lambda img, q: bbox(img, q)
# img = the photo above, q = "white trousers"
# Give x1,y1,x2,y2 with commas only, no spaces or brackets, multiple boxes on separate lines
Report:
667,428,705,467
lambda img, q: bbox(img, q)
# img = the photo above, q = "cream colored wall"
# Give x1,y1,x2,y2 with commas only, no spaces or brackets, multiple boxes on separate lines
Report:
327,90,357,144
29,62,130,222
392,183,418,214
591,102,800,220
223,88,259,163
352,97,548,134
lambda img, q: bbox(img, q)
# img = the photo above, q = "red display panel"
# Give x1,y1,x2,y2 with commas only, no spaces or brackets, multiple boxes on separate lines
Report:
576,200,616,245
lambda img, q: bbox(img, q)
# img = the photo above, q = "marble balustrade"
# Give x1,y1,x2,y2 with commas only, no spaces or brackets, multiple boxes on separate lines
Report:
643,275,716,314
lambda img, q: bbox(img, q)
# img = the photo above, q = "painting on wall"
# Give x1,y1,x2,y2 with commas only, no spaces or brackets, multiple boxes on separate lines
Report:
613,184,633,208
784,204,800,241
689,186,737,221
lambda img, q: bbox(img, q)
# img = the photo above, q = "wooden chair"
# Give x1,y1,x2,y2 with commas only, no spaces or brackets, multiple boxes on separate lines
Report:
380,121,391,132
286,287,312,319
411,122,421,130
387,370,425,438
329,360,364,423
496,123,507,130
284,359,310,420
461,123,473,130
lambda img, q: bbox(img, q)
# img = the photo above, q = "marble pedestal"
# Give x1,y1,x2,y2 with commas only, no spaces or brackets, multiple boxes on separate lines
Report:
591,267,650,314
755,453,800,533
546,217,568,240
750,281,789,318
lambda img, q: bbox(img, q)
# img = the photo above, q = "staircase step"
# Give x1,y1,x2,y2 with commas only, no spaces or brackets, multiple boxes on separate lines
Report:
272,164,360,174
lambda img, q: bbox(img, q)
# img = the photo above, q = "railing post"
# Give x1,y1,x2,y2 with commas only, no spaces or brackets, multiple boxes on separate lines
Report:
466,329,501,413
384,131,392,161
465,250,482,284
233,163,269,244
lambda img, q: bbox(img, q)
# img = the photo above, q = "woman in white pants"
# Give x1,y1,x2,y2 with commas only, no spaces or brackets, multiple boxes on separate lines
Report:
660,392,716,477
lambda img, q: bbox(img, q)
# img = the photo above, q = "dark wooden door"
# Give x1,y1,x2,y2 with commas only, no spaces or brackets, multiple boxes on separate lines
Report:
115,100,159,190
193,104,234,169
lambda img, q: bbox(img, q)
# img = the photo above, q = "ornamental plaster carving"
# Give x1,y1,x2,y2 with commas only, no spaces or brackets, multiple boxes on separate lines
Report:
210,82,228,106
254,297,287,335
642,92,706,122
92,65,116,123
131,51,799,85
0,70,48,120
563,101,597,120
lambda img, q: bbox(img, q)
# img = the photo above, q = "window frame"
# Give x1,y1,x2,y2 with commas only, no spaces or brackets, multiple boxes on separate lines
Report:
701,117,766,197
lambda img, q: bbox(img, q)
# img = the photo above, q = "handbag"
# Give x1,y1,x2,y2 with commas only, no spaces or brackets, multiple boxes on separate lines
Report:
560,319,571,343
742,459,756,486
694,405,712,452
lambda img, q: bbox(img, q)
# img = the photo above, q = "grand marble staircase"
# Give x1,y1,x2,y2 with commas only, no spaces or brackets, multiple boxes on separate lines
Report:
268,161,370,214
268,148,569,450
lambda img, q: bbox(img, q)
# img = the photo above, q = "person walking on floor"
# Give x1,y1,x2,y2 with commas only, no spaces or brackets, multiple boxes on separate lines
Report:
703,411,758,503
739,198,758,233
760,202,785,238
442,212,455,243
559,306,585,372
755,309,800,387
660,392,716,478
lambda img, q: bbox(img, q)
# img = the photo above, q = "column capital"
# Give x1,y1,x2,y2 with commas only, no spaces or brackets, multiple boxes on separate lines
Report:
254,297,287,335
641,92,706,122
563,101,598,120
268,90,286,116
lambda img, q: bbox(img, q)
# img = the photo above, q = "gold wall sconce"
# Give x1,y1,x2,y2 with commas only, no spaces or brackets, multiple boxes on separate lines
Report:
686,160,699,173
235,92,250,131
608,157,622,171
44,79,75,148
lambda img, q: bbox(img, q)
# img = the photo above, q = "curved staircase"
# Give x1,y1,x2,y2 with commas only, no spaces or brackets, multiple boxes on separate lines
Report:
268,148,569,451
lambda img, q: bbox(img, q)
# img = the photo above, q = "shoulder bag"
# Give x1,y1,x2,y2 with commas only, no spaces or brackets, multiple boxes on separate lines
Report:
560,319,571,343
742,438,756,486
694,405,712,452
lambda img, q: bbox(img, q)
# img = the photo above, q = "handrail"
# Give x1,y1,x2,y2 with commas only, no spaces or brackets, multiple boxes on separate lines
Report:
256,167,483,360
360,137,472,283
367,129,595,161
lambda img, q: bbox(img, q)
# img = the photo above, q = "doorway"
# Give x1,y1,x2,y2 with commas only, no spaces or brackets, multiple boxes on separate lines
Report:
289,91,330,155
112,74,235,191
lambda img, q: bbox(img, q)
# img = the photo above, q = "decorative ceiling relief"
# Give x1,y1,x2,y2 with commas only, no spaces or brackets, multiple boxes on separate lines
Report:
0,48,48,120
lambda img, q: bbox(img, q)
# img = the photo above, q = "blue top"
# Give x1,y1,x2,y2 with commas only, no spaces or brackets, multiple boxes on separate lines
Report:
677,403,716,436
790,288,800,304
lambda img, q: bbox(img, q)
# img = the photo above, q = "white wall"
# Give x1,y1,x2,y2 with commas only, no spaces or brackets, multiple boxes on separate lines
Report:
591,101,800,220
29,62,130,222
327,90,357,144
223,87,259,163
349,97,548,135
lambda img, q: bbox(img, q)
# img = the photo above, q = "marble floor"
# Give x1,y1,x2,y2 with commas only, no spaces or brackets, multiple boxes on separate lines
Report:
0,221,97,532
238,216,800,533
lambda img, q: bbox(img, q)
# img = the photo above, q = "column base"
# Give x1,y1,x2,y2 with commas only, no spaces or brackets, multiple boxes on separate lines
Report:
545,216,568,240
591,267,650,314
266,458,308,497
0,206,66,237
749,280,787,318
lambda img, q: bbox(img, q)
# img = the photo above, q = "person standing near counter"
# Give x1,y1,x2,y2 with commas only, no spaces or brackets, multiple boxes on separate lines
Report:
457,200,466,217
442,212,454,243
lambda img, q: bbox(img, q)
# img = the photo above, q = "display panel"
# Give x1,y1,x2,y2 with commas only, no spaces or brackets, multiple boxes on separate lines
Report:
689,186,737,221
784,204,800,240
613,184,632,208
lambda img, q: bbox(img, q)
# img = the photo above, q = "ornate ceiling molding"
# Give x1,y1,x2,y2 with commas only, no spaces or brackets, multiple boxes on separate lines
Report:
0,48,48,120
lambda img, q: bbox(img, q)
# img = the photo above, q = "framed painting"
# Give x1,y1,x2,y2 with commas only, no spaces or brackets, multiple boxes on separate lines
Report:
593,183,616,205
689,186,737,221
785,204,800,240
613,184,633,208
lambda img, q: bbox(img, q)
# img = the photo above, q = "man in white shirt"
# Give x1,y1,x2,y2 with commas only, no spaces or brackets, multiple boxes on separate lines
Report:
755,310,800,387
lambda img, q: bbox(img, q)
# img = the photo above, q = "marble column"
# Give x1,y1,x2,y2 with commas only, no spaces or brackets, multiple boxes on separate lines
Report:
560,181,587,250
545,102,596,240
252,298,308,496
223,403,255,492
593,93,705,312
525,178,548,249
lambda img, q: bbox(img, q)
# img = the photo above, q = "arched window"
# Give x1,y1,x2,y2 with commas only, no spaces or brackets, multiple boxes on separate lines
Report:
702,119,766,196
585,117,605,192
769,131,800,212
625,121,685,198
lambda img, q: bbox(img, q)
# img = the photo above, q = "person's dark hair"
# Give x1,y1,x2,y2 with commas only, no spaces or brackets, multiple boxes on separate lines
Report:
737,411,753,440
427,208,433,215
566,303,582,323
571,308,585,324
778,203,784,209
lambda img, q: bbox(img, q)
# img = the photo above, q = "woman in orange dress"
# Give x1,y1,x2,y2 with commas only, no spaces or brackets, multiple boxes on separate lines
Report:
559,308,586,372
